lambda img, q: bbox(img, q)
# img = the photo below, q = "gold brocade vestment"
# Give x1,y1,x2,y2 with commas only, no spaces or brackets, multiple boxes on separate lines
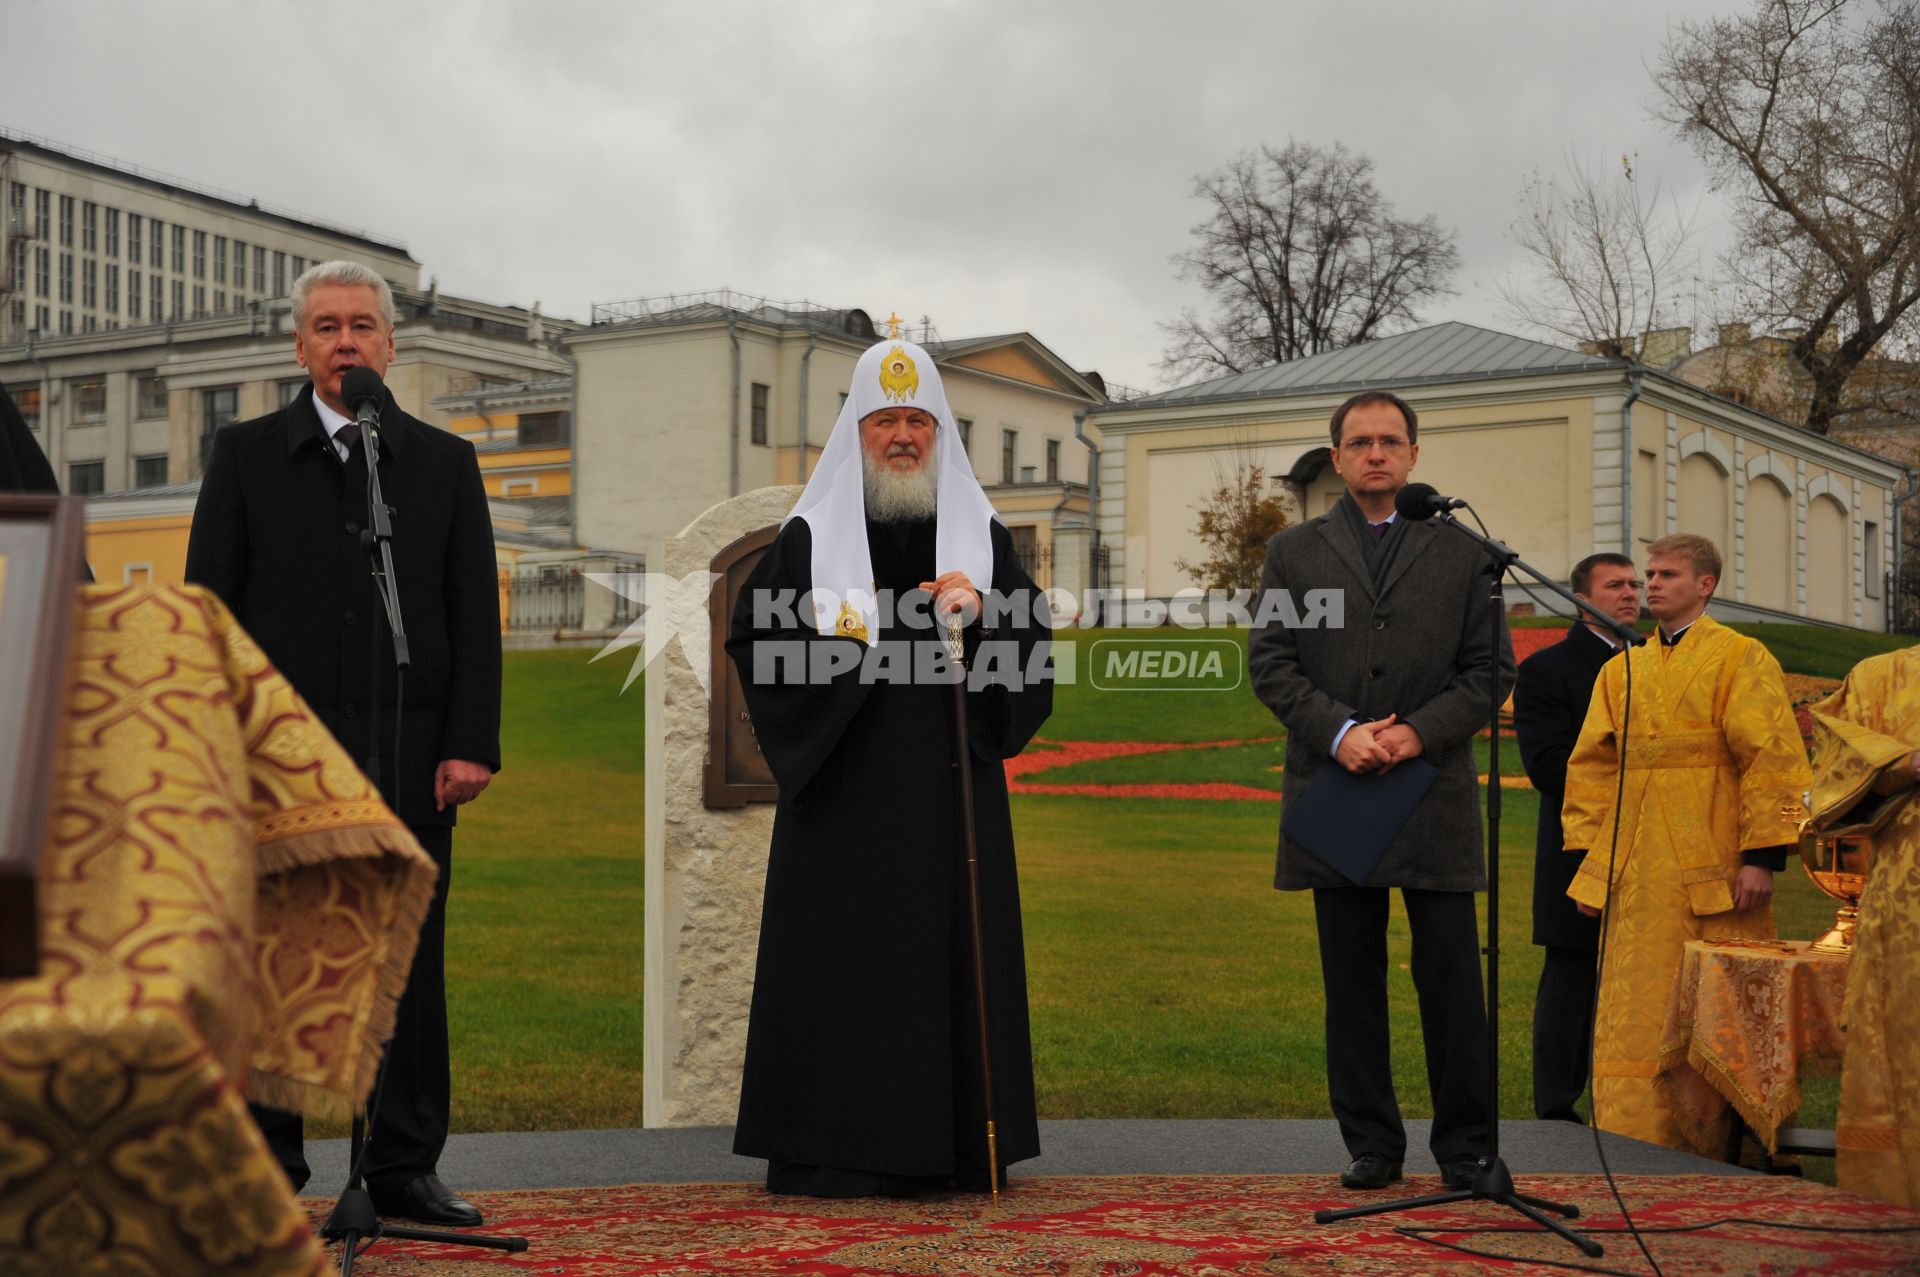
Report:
1561,614,1811,1152
1809,649,1920,1207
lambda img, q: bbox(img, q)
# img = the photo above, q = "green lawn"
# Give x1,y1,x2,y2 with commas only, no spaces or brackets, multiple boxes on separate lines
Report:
422,628,1861,1153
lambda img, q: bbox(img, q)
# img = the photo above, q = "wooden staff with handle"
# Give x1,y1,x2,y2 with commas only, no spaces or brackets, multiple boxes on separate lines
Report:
946,607,1000,1201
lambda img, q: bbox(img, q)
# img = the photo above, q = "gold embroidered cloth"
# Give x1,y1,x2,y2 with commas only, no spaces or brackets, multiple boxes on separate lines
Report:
1560,614,1812,1151
1657,938,1848,1157
0,585,437,1276
1809,650,1920,1208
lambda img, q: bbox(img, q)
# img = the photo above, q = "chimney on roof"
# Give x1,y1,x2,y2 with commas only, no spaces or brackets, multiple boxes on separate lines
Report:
1716,322,1752,347
1640,327,1692,368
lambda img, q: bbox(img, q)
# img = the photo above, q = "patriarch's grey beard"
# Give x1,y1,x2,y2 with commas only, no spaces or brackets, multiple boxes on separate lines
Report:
863,453,938,522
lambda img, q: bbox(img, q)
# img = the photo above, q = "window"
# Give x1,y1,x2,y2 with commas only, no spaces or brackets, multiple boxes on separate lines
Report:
192,230,206,278
72,377,107,422
150,273,162,319
57,195,73,246
33,304,48,333
171,279,184,319
81,201,97,251
214,289,225,312
192,284,205,315
123,563,153,586
273,251,286,295
15,386,40,430
134,455,169,489
33,246,48,298
170,224,185,272
213,236,226,284
58,253,72,303
1001,429,1017,485
518,410,570,447
957,417,973,453
105,263,118,313
232,240,246,289
33,189,49,238
291,255,305,277
1008,524,1038,573
1045,438,1061,482
750,382,770,446
81,259,96,309
278,379,307,407
253,246,266,290
502,478,538,496
128,269,142,319
200,386,239,466
82,315,96,334
128,214,141,263
138,375,167,417
67,461,104,495
104,208,119,257
149,219,162,268
1867,520,1882,599
58,309,71,335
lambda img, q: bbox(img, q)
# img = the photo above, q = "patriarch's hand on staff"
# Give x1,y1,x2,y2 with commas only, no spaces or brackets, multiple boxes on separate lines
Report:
920,571,981,626
1733,865,1775,912
1335,713,1396,774
436,759,493,812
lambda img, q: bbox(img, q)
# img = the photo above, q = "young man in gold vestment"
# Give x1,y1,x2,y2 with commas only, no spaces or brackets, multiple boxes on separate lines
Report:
1809,654,1920,1207
1561,534,1811,1153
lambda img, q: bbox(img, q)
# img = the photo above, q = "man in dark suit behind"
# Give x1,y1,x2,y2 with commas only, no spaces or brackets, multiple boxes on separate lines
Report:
1248,390,1514,1192
1512,553,1640,1123
186,261,501,1227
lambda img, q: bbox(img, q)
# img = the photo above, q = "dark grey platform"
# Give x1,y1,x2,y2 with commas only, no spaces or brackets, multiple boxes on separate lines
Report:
304,1119,1741,1194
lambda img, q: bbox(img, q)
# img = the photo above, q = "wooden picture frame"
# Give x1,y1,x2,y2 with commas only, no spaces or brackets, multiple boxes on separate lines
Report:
0,494,86,979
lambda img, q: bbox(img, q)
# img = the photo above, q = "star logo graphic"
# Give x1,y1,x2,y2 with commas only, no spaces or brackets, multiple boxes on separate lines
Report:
586,570,724,697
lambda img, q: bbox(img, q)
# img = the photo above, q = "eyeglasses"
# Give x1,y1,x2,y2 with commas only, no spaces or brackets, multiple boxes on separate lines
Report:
1339,435,1410,454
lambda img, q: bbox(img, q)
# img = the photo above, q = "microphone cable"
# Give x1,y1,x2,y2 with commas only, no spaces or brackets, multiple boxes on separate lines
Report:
1457,502,1661,1275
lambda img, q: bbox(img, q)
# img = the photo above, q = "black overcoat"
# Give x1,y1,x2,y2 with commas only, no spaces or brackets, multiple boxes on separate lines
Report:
184,384,501,827
1513,624,1616,952
726,514,1050,1178
1248,496,1515,892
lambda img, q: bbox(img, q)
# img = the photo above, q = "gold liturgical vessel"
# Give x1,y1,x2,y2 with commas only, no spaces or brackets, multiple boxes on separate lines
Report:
1798,794,1873,955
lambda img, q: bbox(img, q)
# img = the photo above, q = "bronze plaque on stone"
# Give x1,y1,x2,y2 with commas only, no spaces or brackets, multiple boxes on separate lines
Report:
0,494,87,978
703,525,781,808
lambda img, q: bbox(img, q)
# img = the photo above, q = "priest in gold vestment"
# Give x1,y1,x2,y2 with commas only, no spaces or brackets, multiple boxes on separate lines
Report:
1809,650,1920,1207
1561,534,1811,1152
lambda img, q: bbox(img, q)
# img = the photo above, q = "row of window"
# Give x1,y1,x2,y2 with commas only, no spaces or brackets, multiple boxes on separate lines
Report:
11,184,305,289
754,383,1064,483
66,455,171,495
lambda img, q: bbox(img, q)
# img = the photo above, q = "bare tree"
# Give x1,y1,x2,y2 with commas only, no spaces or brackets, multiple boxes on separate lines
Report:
1160,141,1461,381
1654,0,1920,433
1497,154,1703,359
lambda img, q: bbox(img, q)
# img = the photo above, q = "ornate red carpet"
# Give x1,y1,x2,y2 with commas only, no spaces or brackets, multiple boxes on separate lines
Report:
312,1173,1920,1274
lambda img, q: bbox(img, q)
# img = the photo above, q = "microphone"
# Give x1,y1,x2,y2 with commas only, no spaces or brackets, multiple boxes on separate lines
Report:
1394,482,1467,521
340,366,385,428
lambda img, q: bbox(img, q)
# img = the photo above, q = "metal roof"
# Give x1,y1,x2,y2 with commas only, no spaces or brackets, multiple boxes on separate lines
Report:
1112,322,1621,410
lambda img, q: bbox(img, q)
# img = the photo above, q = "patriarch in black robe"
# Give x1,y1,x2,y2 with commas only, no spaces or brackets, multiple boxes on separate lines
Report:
726,335,1052,1197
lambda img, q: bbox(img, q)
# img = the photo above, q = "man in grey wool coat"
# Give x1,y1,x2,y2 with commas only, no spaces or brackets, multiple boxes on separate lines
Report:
1248,389,1515,1193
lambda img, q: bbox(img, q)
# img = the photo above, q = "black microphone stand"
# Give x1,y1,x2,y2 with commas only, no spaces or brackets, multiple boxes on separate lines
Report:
1315,507,1624,1260
316,393,527,1274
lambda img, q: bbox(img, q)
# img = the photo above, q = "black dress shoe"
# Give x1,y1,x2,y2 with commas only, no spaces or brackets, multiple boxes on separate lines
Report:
1441,1155,1482,1190
369,1173,485,1227
1338,1153,1404,1190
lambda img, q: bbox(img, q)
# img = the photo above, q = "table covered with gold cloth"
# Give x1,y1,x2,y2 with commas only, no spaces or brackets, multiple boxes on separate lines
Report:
0,585,437,1276
1656,937,1849,1157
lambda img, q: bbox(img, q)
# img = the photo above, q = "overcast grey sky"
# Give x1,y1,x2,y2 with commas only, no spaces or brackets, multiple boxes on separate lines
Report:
1,0,1736,390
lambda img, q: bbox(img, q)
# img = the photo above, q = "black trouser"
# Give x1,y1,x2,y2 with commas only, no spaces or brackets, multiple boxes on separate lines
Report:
1531,944,1597,1124
1312,885,1489,1164
252,824,453,1192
